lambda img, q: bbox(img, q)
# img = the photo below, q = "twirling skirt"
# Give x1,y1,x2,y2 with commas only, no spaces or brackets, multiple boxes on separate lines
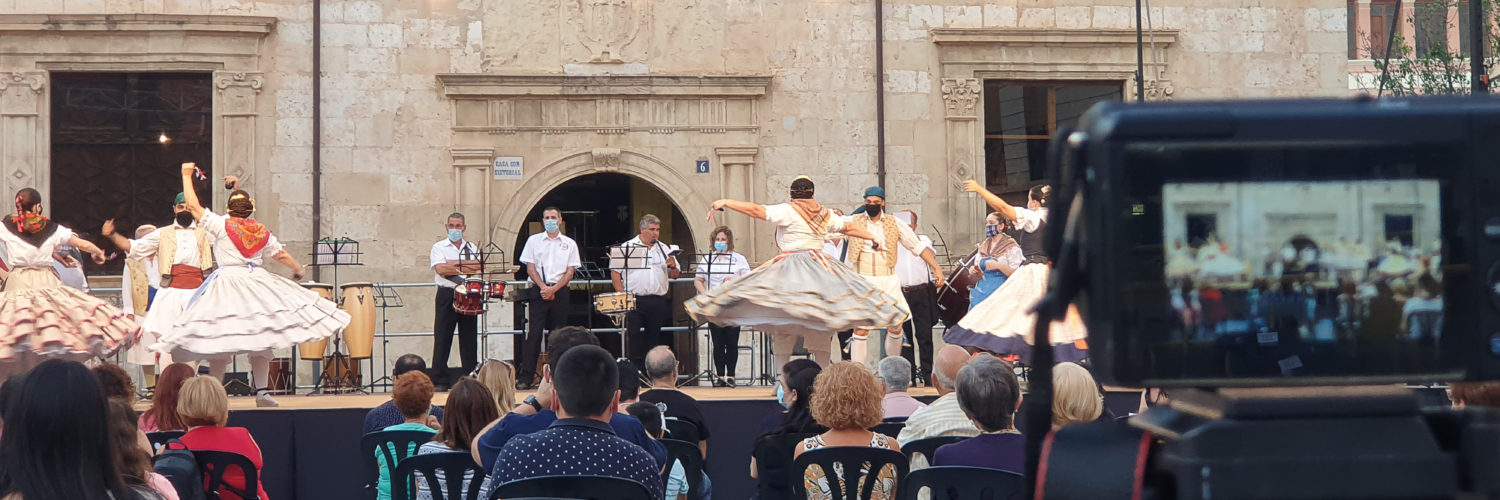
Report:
126,287,193,365
685,251,906,337
942,263,1089,364
0,267,137,361
156,266,350,361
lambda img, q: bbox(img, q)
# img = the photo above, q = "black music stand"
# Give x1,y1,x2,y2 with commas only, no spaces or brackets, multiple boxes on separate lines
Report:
606,244,651,361
678,251,727,387
472,242,516,365
308,237,364,395
366,283,404,392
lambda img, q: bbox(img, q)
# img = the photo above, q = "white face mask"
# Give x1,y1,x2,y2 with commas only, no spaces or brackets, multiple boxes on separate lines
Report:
1281,246,1297,260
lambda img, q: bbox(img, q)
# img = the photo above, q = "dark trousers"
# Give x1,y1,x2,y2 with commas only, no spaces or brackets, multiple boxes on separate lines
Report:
433,287,479,381
901,283,938,378
710,323,741,377
519,287,571,381
837,330,854,360
626,294,670,366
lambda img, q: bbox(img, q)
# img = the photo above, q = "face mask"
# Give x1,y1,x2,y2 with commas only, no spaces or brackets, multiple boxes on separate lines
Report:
447,229,463,242
985,224,1000,238
865,204,883,217
175,212,195,228
775,384,790,409
1281,246,1297,260
543,220,559,233
714,241,728,252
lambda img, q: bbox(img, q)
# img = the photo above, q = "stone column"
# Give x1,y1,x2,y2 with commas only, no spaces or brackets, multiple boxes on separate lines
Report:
451,148,495,242
1447,4,1461,54
715,146,759,261
213,71,264,215
0,71,48,205
940,78,984,249
1399,0,1416,47
1356,0,1373,59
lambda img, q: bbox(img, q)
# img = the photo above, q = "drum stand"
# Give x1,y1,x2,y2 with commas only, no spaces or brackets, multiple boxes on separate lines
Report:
677,251,722,388
606,244,650,363
307,238,364,395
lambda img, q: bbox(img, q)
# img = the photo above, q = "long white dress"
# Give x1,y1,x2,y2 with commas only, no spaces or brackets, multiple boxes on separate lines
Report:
0,222,137,362
125,224,210,366
154,210,349,361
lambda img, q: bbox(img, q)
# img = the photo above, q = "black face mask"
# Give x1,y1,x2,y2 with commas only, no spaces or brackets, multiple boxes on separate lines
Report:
175,212,195,228
865,204,883,217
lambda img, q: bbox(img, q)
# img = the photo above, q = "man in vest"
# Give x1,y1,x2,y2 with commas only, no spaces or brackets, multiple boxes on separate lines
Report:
845,186,945,367
103,192,216,386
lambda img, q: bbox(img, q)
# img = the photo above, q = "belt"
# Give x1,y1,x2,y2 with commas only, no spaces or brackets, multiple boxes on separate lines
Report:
902,282,933,292
634,294,667,299
167,264,205,289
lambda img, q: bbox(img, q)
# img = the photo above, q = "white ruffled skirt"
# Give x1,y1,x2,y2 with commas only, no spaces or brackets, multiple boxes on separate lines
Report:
685,251,906,337
0,267,137,361
126,287,194,365
155,266,349,361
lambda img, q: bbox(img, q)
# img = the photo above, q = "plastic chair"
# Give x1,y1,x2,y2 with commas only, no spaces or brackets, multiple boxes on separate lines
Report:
901,436,967,466
752,432,818,500
791,446,910,500
192,450,261,500
146,430,186,453
902,466,1025,500
660,438,705,496
870,421,905,439
361,430,439,499
664,417,703,444
490,475,653,500
391,452,487,500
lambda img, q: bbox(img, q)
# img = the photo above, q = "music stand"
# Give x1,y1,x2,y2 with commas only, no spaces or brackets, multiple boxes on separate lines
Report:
366,283,404,392
678,251,726,388
472,243,517,367
606,244,651,359
308,237,365,395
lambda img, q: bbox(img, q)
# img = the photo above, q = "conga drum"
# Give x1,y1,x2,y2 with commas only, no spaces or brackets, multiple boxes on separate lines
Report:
341,282,377,359
298,283,335,360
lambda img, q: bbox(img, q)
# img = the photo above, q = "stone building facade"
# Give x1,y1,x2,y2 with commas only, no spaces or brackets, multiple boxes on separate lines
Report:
0,0,1348,378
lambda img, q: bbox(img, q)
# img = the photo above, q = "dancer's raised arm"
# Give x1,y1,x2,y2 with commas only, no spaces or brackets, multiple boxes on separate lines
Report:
963,180,1019,221
180,163,206,221
67,235,107,265
709,199,766,222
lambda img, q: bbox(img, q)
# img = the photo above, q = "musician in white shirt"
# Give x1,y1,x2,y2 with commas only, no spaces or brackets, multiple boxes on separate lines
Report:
611,214,680,367
693,226,751,387
516,206,581,390
429,213,481,385
893,210,938,385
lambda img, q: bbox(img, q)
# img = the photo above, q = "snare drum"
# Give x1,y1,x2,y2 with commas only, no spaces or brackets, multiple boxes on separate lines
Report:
593,292,636,315
298,283,335,360
453,279,485,316
340,282,376,359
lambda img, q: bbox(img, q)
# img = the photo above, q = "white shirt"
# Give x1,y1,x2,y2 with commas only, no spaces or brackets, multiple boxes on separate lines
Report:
694,252,750,291
0,224,73,268
430,238,480,288
128,224,205,283
1011,206,1047,234
895,235,935,287
764,203,845,252
823,239,848,265
615,236,676,296
200,210,285,267
520,231,582,285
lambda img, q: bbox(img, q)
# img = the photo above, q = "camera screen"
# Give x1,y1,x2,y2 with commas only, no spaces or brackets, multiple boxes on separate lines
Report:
1115,144,1467,383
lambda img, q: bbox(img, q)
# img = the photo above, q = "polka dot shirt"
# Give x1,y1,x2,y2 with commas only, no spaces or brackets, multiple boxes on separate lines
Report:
492,418,665,499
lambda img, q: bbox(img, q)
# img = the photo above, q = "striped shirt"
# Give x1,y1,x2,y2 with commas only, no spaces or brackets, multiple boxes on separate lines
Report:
896,393,980,444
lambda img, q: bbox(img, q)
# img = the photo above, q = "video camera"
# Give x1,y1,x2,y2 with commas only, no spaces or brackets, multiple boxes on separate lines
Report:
1031,98,1500,499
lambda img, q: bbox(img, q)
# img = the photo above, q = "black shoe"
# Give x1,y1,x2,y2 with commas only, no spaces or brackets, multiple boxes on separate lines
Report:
711,377,725,388
725,377,737,388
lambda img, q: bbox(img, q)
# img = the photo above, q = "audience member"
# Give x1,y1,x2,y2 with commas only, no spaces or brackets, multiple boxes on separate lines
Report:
177,375,269,500
877,356,925,419
92,363,138,403
415,377,498,500
140,363,195,432
0,360,146,500
492,345,665,499
933,356,1024,473
474,360,517,410
1138,387,1170,414
377,371,440,500
898,345,980,443
0,374,24,438
627,401,689,500
758,359,821,435
1052,361,1103,429
106,399,180,499
1449,381,1500,409
618,359,642,412
363,354,444,433
795,362,901,500
639,346,712,500
472,326,666,472
749,361,824,489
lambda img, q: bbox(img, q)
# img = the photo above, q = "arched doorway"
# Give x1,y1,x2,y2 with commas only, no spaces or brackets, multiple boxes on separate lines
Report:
508,172,701,362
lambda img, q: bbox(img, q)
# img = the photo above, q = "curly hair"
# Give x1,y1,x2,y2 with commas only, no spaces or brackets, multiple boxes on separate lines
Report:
709,226,734,253
91,364,136,404
810,362,884,431
392,371,435,420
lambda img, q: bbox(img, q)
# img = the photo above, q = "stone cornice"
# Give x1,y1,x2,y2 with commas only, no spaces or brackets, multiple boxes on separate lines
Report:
438,74,774,98
0,14,276,35
931,28,1177,47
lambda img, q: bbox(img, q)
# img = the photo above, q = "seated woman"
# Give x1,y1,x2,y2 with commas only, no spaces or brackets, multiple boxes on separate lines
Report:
139,363,196,433
1051,361,1104,429
415,377,497,500
377,371,439,500
473,359,517,410
106,399,180,499
933,356,1025,473
793,362,901,500
176,375,270,500
750,360,825,500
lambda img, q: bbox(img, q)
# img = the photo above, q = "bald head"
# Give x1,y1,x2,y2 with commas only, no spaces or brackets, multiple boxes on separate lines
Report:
934,345,970,394
644,346,677,384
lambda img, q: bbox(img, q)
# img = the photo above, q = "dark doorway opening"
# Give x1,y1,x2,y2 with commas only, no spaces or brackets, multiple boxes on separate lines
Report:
50,72,213,274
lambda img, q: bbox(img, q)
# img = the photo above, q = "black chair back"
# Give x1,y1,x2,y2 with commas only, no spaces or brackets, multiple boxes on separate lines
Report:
752,432,817,500
870,421,905,439
360,430,439,499
146,430,186,453
491,475,653,500
664,417,702,444
660,438,705,495
391,452,487,500
901,436,967,466
902,466,1025,500
192,450,261,500
790,446,910,500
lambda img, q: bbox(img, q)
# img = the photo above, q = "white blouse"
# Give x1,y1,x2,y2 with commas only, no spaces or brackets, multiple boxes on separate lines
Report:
0,224,74,268
764,203,846,252
200,210,284,267
695,251,750,290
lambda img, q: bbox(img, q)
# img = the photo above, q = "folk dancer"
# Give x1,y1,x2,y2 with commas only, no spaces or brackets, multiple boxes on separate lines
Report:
611,214,680,367
943,182,1088,364
104,192,215,386
0,188,137,377
843,187,945,367
686,176,904,370
968,211,1023,310
892,210,940,384
516,206,580,390
431,213,482,386
157,164,349,406
693,226,750,387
